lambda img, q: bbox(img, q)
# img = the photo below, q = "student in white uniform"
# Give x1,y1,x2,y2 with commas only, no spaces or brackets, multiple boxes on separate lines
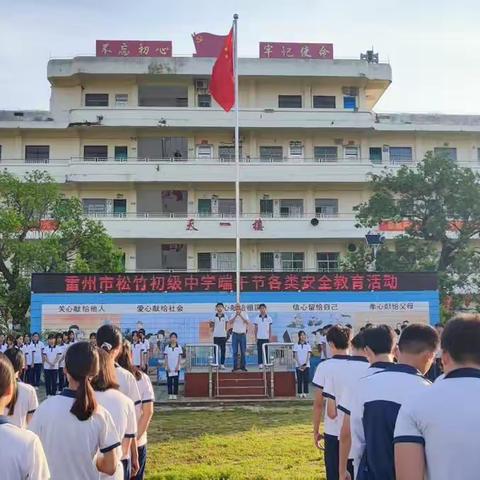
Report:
132,331,146,369
164,332,183,400
337,325,396,480
395,315,480,480
0,353,50,480
42,333,61,397
92,347,137,480
350,323,438,480
23,333,32,383
97,324,142,477
293,330,312,398
229,303,249,372
4,348,38,428
211,302,228,370
29,332,44,388
254,303,272,369
117,340,155,480
16,334,29,382
0,333,6,353
29,342,120,479
55,333,66,392
312,325,351,480
138,329,150,372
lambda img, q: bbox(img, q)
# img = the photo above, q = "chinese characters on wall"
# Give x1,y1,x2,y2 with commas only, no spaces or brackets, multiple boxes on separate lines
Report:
259,42,334,59
95,40,172,57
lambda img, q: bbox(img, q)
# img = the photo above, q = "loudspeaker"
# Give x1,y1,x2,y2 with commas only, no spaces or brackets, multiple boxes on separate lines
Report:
347,243,357,252
310,218,319,226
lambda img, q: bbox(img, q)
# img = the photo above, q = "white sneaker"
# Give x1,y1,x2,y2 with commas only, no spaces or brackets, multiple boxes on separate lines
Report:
168,394,173,400
303,393,307,399
259,364,264,370
220,365,226,370
173,395,178,400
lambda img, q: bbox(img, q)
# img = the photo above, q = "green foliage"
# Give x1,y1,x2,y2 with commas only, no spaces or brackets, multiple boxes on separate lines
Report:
0,170,124,329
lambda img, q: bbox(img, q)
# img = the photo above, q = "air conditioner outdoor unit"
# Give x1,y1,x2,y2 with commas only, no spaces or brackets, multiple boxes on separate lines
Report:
195,79,209,90
342,86,359,96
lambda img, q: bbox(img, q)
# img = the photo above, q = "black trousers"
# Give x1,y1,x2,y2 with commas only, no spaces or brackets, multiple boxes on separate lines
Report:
133,445,147,480
213,336,226,365
58,367,65,392
296,367,310,394
347,459,354,479
44,369,58,396
257,339,269,365
167,375,179,394
31,364,42,387
324,433,339,480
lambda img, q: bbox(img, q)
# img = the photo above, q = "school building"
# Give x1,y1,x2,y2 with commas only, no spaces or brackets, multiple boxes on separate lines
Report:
1,40,479,272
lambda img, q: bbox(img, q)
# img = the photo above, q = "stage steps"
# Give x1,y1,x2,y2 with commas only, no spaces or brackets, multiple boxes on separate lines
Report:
215,371,268,399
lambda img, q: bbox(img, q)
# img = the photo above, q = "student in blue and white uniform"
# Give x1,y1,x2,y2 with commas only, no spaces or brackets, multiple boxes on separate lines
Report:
312,325,351,480
337,325,396,480
0,353,50,480
211,302,228,370
138,329,150,372
92,347,137,480
23,333,32,383
395,315,480,480
16,334,29,382
164,332,183,400
118,340,155,480
254,303,272,369
293,330,312,398
42,333,61,397
350,323,438,480
29,332,44,389
55,333,66,392
4,348,38,428
132,331,146,369
29,342,120,479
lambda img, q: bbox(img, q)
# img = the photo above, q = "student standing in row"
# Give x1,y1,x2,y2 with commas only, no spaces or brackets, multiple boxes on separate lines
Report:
43,333,61,397
29,333,44,389
0,334,6,353
17,334,29,382
92,347,137,480
132,331,146,370
229,303,249,372
350,324,438,480
138,329,150,372
4,348,38,428
56,333,66,392
0,353,50,480
395,315,480,480
211,302,228,370
312,325,351,480
293,330,312,398
164,333,182,400
118,340,155,480
29,342,120,479
254,303,272,369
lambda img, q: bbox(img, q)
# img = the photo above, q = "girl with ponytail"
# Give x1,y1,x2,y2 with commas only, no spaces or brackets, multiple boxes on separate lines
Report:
29,342,121,479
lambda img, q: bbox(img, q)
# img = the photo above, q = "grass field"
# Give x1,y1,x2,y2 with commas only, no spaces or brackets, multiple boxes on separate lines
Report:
145,404,326,480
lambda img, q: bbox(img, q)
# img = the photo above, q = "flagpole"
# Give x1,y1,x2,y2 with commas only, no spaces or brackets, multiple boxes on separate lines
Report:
233,13,240,304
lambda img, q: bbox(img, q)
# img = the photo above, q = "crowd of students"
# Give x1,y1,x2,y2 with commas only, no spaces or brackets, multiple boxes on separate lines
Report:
0,324,154,480
312,315,480,480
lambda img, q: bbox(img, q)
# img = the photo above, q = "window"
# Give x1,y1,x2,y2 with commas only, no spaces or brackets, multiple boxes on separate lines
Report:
369,147,382,164
198,199,212,216
434,147,457,162
314,146,337,162
197,253,212,271
138,85,188,107
198,94,211,107
218,199,242,216
25,145,49,163
113,199,127,216
313,95,336,108
280,199,304,217
260,199,273,217
196,145,213,159
315,199,338,217
84,145,108,161
218,146,242,161
216,253,236,271
317,252,339,272
114,146,128,161
114,94,128,107
288,143,304,159
344,146,359,161
278,95,302,108
343,96,357,109
82,198,107,215
85,94,109,107
281,252,304,271
260,146,283,162
260,252,274,271
390,147,413,164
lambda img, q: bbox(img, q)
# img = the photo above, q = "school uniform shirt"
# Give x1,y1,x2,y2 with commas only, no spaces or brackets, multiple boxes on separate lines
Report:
29,341,45,365
254,314,272,340
4,381,39,428
212,313,227,338
312,355,350,437
293,342,312,368
22,343,32,366
137,371,155,447
29,390,120,480
230,312,249,334
0,342,7,353
0,416,50,480
42,344,61,369
95,388,137,479
164,345,183,377
140,339,150,355
57,344,66,368
394,367,480,480
132,342,146,367
349,364,431,480
115,364,142,418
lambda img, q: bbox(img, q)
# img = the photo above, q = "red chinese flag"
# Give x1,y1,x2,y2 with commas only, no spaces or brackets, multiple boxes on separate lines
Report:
209,28,235,112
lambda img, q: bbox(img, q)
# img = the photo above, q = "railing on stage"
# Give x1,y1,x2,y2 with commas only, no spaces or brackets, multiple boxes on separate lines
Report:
262,342,295,398
184,343,219,398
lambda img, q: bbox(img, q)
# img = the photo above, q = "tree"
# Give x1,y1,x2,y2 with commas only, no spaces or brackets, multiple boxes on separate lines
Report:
0,170,124,330
346,153,480,312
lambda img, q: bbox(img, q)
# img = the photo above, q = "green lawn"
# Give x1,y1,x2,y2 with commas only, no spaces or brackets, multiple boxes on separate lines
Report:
146,405,326,480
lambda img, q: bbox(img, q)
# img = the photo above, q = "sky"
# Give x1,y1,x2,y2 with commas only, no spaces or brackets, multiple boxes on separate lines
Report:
1,0,480,114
